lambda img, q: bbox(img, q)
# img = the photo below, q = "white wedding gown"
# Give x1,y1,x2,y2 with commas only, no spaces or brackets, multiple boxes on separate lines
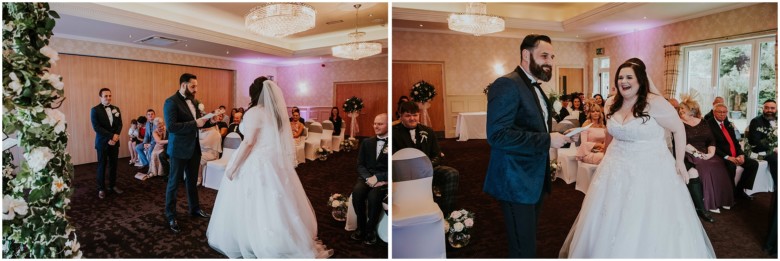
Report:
207,106,332,258
559,116,715,258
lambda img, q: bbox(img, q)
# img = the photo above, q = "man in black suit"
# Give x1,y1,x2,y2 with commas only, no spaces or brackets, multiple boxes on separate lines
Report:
163,73,216,233
703,96,724,121
90,88,124,199
707,103,758,200
392,101,459,215
350,113,389,246
555,94,571,123
748,99,777,176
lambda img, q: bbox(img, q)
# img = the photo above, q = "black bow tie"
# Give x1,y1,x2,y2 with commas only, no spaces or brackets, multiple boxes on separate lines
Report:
103,105,111,109
377,138,387,142
531,82,542,88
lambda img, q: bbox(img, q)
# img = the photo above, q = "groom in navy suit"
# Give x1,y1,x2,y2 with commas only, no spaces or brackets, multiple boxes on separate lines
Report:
484,34,570,257
90,88,124,199
163,73,216,233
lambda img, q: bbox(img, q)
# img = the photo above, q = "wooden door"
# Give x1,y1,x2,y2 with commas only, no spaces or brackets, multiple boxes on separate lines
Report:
334,81,388,138
559,68,584,96
392,62,445,133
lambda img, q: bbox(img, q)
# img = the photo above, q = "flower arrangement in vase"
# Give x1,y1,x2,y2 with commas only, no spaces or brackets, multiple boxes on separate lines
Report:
327,193,348,221
445,209,475,248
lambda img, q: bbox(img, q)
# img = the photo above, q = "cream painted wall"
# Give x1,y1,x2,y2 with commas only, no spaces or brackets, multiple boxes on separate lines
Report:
586,3,777,97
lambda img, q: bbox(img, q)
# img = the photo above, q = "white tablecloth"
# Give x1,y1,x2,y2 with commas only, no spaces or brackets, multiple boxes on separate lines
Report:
745,160,775,196
456,112,487,141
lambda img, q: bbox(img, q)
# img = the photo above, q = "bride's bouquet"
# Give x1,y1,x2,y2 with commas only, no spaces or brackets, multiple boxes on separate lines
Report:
445,209,474,248
327,193,348,221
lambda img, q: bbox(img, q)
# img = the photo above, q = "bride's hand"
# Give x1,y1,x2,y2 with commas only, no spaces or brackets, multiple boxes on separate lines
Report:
225,165,236,181
676,161,689,184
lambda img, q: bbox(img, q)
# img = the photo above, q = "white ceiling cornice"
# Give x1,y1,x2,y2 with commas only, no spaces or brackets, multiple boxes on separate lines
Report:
393,7,564,32
391,27,586,43
562,3,645,30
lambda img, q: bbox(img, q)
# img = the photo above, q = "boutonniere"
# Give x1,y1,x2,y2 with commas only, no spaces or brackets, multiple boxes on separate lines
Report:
382,147,388,154
112,108,119,117
420,130,429,143
196,100,205,113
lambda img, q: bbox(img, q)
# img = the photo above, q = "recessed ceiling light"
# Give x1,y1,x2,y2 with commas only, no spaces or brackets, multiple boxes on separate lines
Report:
419,24,423,27
643,16,647,19
226,50,230,54
576,35,579,38
184,44,188,47
369,13,373,17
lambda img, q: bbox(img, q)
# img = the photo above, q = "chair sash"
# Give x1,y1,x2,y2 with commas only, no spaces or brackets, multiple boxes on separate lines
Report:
392,148,433,182
223,133,242,149
308,124,323,133
322,121,334,131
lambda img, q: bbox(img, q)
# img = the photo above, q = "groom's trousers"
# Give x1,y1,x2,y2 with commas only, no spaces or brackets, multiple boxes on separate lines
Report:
500,196,544,258
95,144,119,191
165,155,201,221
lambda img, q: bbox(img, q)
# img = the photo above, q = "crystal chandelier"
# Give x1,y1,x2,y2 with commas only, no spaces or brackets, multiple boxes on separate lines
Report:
245,3,316,38
447,2,505,36
331,4,382,60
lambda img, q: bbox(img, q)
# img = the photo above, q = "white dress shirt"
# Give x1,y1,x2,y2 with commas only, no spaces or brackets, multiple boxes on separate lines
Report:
376,135,388,159
104,104,113,126
519,67,549,132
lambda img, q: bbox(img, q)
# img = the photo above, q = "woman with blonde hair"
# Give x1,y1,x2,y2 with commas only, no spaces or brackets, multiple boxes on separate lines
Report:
678,95,733,221
576,104,607,164
148,118,168,178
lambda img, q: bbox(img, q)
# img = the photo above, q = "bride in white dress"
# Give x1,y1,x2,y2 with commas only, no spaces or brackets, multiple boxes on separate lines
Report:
559,60,715,258
207,77,333,258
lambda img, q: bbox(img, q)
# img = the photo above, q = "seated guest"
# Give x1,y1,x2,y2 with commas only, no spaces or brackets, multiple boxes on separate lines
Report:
679,96,732,222
703,96,725,121
290,111,305,145
289,106,306,123
707,102,759,200
555,94,572,123
748,99,777,176
570,96,587,126
218,105,228,123
198,123,223,186
214,113,228,138
237,107,244,114
350,113,389,246
392,101,459,214
329,106,343,136
127,119,140,165
227,112,244,140
576,104,606,164
148,118,168,178
395,96,410,120
592,94,605,108
135,109,156,173
229,108,238,124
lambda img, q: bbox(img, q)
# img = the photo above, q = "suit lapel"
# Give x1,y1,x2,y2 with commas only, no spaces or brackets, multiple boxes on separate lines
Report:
174,93,194,120
515,67,550,131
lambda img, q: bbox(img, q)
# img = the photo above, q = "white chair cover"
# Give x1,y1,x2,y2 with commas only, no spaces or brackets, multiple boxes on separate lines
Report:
575,162,599,194
203,132,242,190
321,120,334,150
332,126,346,152
378,200,388,243
556,146,579,184
345,193,357,231
392,148,446,258
304,122,322,161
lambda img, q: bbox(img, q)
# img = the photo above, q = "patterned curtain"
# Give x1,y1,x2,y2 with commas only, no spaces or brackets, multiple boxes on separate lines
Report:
663,45,681,98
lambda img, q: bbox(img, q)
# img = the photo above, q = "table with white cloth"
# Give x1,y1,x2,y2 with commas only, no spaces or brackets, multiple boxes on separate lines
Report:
745,160,775,195
456,112,487,141
556,146,579,184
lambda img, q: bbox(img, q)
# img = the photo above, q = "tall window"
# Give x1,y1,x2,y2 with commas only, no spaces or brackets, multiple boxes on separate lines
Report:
593,57,610,96
680,36,776,132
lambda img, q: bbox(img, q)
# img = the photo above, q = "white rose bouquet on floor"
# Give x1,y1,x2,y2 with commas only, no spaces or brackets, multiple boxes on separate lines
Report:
445,209,475,248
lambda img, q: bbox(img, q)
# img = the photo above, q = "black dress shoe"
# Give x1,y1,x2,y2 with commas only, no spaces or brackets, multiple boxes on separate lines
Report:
169,220,180,233
350,230,364,241
363,232,377,245
98,190,106,199
109,187,124,194
191,209,211,218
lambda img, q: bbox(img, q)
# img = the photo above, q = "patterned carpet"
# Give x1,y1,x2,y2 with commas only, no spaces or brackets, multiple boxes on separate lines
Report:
68,147,387,258
437,139,775,258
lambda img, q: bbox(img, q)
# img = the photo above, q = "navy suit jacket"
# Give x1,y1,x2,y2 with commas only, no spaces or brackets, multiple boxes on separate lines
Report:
163,92,213,159
357,136,388,182
90,104,123,150
748,115,774,153
484,66,553,204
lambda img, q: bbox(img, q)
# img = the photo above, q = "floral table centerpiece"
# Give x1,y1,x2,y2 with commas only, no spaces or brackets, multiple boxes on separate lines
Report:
445,209,475,248
339,139,355,152
327,193,348,221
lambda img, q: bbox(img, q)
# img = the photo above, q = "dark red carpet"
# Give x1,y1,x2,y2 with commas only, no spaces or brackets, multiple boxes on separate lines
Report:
68,147,387,258
437,139,775,258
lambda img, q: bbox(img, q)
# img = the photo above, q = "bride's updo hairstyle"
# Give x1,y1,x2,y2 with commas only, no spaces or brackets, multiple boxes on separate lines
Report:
248,76,269,109
607,60,651,123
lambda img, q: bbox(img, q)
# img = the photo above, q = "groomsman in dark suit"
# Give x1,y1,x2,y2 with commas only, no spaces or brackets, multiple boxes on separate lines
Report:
163,73,216,233
90,88,124,199
392,101,459,215
707,103,758,199
748,99,777,177
484,34,570,257
350,113,389,246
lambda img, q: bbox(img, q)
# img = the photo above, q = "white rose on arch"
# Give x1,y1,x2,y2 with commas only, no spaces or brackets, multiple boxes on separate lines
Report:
2,195,29,220
25,147,55,173
39,46,60,64
8,72,23,95
42,108,66,134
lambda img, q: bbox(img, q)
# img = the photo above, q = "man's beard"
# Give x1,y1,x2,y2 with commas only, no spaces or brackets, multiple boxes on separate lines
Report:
764,112,776,120
530,55,552,82
184,88,195,100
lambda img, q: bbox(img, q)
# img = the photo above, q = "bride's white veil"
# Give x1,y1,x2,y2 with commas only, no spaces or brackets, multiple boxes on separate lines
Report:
258,79,297,170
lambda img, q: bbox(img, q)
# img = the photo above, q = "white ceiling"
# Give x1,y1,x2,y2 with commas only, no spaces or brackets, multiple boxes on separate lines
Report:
393,2,756,42
50,2,389,66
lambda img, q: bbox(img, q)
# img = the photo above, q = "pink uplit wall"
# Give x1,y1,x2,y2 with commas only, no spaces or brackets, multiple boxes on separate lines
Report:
587,3,777,96
275,55,388,107
393,31,589,95
50,36,276,109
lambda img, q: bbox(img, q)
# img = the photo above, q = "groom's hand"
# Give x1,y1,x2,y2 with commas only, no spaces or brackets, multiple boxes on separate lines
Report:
196,118,207,127
550,132,571,148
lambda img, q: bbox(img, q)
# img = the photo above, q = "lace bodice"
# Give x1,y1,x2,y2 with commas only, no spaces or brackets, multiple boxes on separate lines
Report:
607,116,665,143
